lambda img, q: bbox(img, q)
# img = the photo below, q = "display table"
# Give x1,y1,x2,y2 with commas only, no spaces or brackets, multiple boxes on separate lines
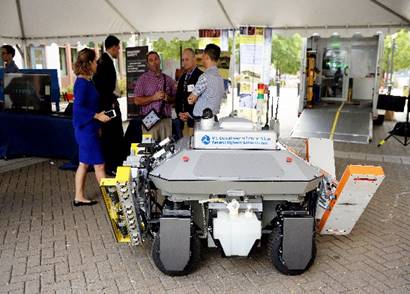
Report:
0,111,77,159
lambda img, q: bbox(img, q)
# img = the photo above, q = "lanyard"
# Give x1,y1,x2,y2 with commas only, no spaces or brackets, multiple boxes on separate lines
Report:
159,74,166,117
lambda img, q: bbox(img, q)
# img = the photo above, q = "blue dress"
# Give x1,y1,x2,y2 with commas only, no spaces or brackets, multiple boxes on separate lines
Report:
73,78,104,165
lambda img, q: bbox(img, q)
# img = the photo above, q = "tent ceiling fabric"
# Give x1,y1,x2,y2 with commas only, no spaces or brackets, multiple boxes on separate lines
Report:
110,0,232,32
0,0,409,44
223,0,409,28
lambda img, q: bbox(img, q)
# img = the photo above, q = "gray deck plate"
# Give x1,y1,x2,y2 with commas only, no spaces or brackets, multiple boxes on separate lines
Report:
291,107,372,144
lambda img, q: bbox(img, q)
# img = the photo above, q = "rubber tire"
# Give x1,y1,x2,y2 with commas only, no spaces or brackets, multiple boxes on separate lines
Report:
267,226,316,275
152,229,201,276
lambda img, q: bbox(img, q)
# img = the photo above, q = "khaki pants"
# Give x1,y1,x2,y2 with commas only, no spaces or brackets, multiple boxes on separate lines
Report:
182,121,194,137
142,118,172,141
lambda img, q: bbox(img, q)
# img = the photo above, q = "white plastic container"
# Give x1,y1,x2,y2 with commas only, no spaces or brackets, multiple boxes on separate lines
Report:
213,210,261,256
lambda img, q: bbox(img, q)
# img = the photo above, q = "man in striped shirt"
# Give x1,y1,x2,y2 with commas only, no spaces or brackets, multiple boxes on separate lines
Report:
188,44,225,118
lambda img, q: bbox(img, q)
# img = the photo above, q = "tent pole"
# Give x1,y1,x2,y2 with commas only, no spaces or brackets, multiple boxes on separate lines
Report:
15,0,28,68
387,37,396,95
103,0,139,33
231,29,236,113
22,44,28,68
15,0,26,39
217,0,238,115
216,0,236,29
16,43,28,68
369,0,410,25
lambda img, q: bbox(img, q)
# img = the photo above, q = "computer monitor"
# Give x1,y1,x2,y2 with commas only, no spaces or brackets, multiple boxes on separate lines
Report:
3,73,52,114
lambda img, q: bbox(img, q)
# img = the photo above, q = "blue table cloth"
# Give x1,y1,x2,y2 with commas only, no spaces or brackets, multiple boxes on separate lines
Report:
0,111,77,159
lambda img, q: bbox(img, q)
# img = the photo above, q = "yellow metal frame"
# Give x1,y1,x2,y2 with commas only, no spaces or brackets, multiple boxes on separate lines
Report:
116,166,131,183
130,143,139,155
99,166,132,244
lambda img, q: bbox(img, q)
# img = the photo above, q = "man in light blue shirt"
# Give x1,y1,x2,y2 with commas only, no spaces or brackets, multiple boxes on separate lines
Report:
188,44,224,117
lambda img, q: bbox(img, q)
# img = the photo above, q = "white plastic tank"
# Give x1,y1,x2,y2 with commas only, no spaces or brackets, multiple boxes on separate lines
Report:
213,209,261,256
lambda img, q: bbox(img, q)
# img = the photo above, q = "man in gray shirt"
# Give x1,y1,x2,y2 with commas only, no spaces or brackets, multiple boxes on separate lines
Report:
1,45,19,73
188,44,224,117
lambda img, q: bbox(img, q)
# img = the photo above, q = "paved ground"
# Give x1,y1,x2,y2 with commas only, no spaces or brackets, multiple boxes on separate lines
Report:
0,158,48,174
283,121,410,165
2,86,410,294
1,124,410,293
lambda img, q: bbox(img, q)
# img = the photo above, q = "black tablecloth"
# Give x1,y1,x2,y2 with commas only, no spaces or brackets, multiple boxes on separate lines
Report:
0,112,77,159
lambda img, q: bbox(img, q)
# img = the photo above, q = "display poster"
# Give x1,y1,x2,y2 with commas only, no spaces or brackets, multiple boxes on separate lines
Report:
198,29,229,51
198,29,221,49
126,46,148,118
238,27,272,109
220,30,229,51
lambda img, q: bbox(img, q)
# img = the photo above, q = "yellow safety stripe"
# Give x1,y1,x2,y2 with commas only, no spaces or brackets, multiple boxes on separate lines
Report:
329,102,345,140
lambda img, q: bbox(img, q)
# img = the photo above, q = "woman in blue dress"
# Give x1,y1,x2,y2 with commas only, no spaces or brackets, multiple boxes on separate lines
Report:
73,48,111,206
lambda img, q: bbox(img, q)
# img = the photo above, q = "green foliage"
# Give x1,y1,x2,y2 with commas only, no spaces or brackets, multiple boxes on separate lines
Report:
151,34,304,77
61,84,73,94
118,78,126,96
228,34,240,64
152,37,199,61
382,29,410,72
271,34,302,75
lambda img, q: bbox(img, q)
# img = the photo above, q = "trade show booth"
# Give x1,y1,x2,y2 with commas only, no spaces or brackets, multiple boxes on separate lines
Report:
0,69,77,159
0,0,409,156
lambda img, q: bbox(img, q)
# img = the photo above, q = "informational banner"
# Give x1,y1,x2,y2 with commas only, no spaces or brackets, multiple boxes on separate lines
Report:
238,27,272,109
220,30,229,51
198,29,221,49
198,29,229,51
126,46,148,118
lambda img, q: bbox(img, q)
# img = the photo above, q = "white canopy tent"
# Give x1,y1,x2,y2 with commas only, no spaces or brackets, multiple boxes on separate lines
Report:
1,0,409,45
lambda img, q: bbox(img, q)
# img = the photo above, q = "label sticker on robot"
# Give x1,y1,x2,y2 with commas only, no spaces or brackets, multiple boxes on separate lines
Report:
195,130,276,149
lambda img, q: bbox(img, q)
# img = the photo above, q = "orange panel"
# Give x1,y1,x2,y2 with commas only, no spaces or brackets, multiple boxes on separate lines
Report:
347,165,384,176
317,165,384,232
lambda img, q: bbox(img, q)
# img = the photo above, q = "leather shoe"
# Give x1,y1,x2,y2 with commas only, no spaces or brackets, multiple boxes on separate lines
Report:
73,200,98,207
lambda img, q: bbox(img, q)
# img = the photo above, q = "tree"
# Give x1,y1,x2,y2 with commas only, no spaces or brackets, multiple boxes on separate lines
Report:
271,34,302,76
382,29,410,72
228,34,240,64
152,37,199,61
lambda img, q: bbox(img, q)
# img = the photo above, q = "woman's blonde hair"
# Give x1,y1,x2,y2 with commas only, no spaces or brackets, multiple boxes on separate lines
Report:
74,48,96,76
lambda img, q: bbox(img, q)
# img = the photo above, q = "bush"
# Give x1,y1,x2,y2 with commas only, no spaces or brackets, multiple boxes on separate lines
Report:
118,78,127,97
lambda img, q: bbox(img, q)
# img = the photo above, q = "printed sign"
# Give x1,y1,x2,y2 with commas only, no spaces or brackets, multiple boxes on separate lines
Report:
126,46,148,118
194,130,277,150
239,27,272,109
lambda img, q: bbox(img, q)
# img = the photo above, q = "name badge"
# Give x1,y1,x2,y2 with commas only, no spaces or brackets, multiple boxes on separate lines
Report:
187,84,195,92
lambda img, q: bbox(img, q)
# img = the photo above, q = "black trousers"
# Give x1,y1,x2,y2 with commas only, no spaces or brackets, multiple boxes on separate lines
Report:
101,108,125,172
123,118,143,157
